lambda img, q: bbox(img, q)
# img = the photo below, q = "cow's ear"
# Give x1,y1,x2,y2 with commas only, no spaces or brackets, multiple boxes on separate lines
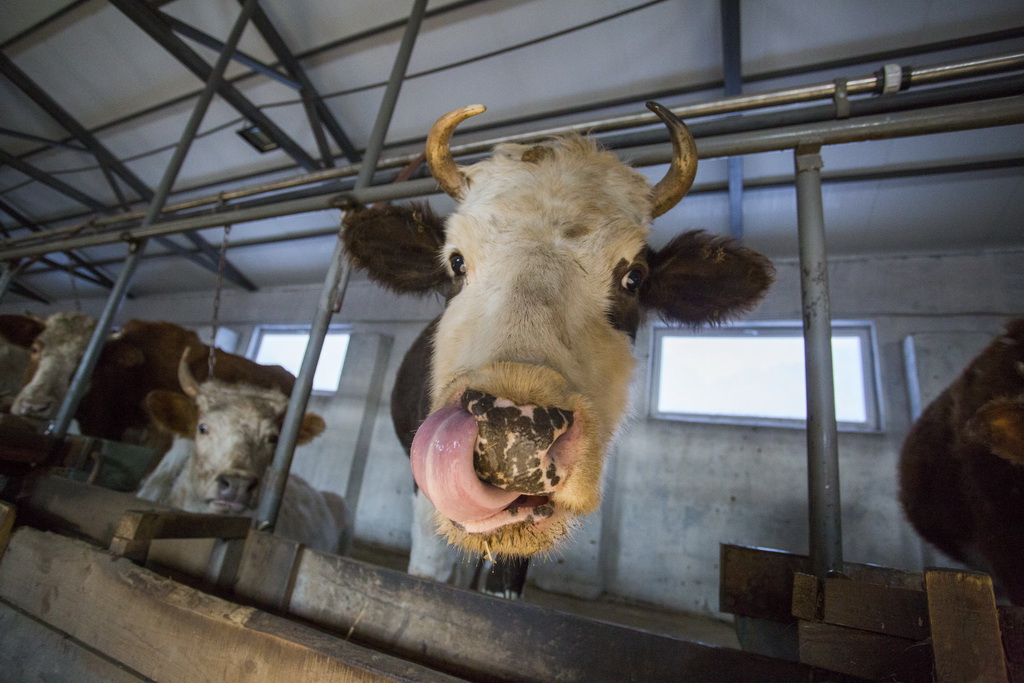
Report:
969,398,1024,464
144,390,198,437
296,412,327,445
108,341,145,368
341,201,447,294
641,230,774,326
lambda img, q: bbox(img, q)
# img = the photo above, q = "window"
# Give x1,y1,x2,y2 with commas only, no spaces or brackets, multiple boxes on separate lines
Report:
249,326,351,393
650,322,881,431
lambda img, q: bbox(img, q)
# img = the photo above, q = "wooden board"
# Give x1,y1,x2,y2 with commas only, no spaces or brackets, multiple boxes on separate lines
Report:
999,605,1024,683
0,527,460,682
0,501,14,558
798,620,932,682
820,576,929,640
0,600,147,682
721,543,925,622
289,539,835,683
927,569,1008,683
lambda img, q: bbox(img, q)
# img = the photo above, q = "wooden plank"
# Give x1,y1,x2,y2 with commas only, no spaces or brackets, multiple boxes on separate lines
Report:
109,509,252,563
822,576,930,640
791,572,822,621
0,527,459,682
720,543,925,622
926,569,1009,683
234,529,302,611
999,605,1024,683
289,545,836,683
798,620,932,682
0,600,147,682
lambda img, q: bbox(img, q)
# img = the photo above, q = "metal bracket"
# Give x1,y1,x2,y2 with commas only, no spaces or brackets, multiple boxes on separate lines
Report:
832,78,850,119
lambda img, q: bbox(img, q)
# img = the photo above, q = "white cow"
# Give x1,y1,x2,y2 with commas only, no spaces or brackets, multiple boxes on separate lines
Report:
137,350,349,554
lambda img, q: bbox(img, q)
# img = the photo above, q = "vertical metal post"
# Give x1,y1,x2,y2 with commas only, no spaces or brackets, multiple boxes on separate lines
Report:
794,143,843,577
720,0,744,240
256,0,429,532
0,262,17,303
47,0,260,439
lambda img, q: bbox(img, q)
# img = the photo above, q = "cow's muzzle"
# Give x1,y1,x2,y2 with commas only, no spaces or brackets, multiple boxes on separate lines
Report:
462,389,573,494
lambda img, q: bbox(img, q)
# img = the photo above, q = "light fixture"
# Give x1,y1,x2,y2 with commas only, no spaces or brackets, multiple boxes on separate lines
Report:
237,124,279,153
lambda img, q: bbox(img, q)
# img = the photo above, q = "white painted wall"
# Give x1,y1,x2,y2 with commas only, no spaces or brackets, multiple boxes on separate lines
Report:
4,248,1022,619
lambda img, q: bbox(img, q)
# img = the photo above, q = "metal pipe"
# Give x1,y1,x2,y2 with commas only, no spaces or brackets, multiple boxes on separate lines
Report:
4,95,1022,263
794,144,843,578
256,0,430,533
8,50,1023,248
46,0,260,439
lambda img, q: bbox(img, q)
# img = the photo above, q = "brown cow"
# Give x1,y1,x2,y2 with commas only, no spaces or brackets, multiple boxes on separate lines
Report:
10,314,294,449
343,102,773,559
899,318,1024,603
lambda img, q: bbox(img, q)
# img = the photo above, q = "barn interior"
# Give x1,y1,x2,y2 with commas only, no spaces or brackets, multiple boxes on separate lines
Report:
1,0,1023,680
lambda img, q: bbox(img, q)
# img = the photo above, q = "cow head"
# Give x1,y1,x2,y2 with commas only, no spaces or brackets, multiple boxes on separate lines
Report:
968,360,1024,465
11,312,98,419
144,350,326,514
344,103,774,557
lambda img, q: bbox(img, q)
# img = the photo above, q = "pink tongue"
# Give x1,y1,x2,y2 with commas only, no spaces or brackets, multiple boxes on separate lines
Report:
411,404,520,523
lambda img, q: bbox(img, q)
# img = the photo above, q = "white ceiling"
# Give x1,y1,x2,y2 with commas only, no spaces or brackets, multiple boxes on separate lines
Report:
1,0,1023,303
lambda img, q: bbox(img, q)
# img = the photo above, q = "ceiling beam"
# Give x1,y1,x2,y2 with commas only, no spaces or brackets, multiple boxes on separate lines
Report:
0,128,90,153
0,50,154,202
0,198,116,291
242,0,361,164
0,146,255,291
109,0,319,172
720,0,744,241
0,147,108,212
159,12,301,91
0,38,258,290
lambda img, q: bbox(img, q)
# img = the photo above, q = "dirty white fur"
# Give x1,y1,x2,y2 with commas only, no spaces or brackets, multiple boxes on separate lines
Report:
141,379,347,554
137,435,346,554
10,312,95,418
428,137,653,553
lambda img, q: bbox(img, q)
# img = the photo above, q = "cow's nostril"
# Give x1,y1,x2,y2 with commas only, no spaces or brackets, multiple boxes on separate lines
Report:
245,479,258,494
216,475,231,495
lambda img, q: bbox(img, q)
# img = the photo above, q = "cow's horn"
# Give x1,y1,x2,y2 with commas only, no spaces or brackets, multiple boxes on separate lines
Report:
646,101,698,218
425,104,486,201
177,348,200,398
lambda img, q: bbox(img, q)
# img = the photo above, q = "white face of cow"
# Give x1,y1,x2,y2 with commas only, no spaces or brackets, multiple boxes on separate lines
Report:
10,312,96,419
344,103,773,558
145,356,325,515
177,382,291,513
418,137,652,554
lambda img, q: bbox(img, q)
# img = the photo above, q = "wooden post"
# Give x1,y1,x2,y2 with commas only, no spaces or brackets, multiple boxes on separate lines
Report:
234,529,302,612
926,569,1009,682
0,501,14,559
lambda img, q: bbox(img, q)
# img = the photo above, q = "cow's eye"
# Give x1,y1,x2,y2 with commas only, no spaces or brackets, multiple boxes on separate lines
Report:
621,268,644,293
449,252,467,277
197,423,209,435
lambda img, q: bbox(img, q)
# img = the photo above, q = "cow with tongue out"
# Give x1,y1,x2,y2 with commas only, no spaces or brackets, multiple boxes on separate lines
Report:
343,102,774,565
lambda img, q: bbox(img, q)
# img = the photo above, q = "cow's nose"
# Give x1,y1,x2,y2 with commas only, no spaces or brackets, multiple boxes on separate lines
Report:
216,474,259,507
13,399,52,418
461,389,574,494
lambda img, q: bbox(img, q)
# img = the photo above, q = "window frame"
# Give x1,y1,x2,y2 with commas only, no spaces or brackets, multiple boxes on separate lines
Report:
648,320,883,432
246,324,352,396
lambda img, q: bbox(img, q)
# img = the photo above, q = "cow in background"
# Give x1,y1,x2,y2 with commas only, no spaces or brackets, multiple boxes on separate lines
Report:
0,313,45,410
342,102,773,575
137,350,348,554
10,314,293,449
900,318,1024,604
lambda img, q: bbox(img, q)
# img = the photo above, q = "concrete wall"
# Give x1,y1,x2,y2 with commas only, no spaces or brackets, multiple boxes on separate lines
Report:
3,248,1022,618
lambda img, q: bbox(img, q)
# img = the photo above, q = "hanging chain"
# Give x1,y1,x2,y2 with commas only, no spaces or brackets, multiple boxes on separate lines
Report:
67,264,81,313
208,222,232,381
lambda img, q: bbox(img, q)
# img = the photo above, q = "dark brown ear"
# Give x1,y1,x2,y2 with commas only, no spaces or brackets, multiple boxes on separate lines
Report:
144,390,198,437
969,398,1024,465
641,230,774,326
341,201,447,294
296,412,327,445
0,314,45,348
105,340,145,368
